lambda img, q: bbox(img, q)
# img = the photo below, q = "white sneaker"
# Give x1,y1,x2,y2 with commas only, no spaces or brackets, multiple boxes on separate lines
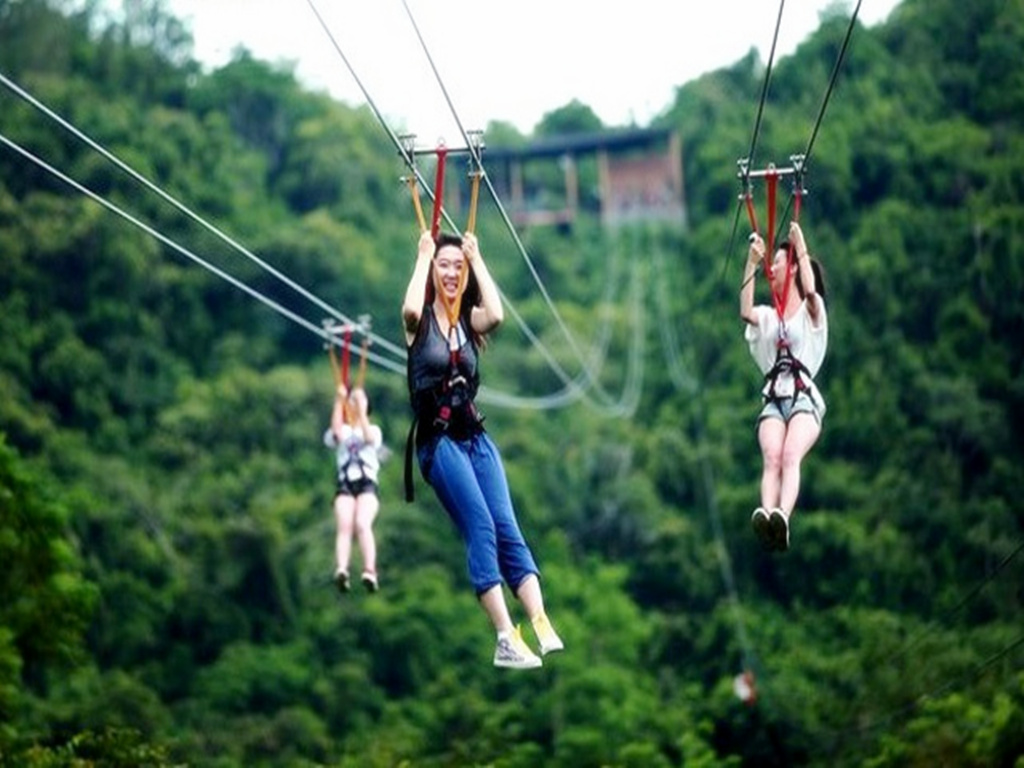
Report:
493,626,542,670
751,507,772,549
531,613,564,656
768,508,790,552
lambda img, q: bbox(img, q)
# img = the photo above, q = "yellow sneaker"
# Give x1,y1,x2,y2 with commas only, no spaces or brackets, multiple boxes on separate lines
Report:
493,625,542,670
531,612,564,656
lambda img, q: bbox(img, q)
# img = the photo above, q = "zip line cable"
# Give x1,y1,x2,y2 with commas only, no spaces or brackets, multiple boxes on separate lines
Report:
806,534,1024,753
818,631,1024,756
770,0,863,237
0,79,615,408
606,231,646,417
802,0,862,167
720,0,788,283
649,226,698,394
736,0,863,296
747,0,786,180
303,0,594,406
0,69,406,363
882,535,1024,674
692,0,793,691
301,0,418,176
397,0,621,412
0,128,409,376
480,227,627,410
0,121,601,408
720,0,1024,746
644,219,760,694
305,0,628,415
2,61,614,408
398,0,624,413
485,230,645,416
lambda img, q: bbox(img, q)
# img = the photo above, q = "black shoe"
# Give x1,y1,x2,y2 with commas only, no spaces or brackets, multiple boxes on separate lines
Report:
334,569,351,593
768,508,790,552
361,571,379,593
751,507,772,550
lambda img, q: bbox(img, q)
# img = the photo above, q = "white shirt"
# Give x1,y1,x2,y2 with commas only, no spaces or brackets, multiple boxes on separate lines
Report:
324,422,383,484
745,300,828,413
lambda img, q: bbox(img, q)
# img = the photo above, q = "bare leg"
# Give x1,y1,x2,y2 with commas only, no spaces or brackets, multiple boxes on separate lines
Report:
514,574,546,621
478,585,514,635
778,413,821,515
354,492,380,574
333,494,356,574
516,573,564,653
757,418,786,510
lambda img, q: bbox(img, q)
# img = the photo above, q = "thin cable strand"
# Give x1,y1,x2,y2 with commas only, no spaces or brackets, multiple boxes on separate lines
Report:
721,0,787,282
0,129,408,375
398,0,624,410
307,0,624,412
0,69,406,362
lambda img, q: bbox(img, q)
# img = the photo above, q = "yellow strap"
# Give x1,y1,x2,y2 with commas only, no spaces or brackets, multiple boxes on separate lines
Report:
327,340,341,388
466,170,481,235
407,176,427,233
450,262,469,328
327,338,354,425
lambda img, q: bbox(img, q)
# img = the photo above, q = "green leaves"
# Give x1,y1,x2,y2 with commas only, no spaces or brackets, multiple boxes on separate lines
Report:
2,0,1024,764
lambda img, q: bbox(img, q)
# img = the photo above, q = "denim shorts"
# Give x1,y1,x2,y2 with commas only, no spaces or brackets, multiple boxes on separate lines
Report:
756,391,823,427
336,476,378,497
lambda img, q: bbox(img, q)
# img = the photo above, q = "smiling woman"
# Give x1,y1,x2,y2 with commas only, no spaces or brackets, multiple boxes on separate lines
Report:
400,228,565,671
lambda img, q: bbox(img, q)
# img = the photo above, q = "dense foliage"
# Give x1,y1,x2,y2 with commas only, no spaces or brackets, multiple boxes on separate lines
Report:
1,0,1022,765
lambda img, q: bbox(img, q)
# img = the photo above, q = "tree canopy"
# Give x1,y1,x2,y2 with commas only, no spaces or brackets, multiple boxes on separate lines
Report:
0,0,1021,765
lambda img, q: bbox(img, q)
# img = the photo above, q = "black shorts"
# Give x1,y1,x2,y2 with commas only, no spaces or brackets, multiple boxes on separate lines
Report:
336,476,378,498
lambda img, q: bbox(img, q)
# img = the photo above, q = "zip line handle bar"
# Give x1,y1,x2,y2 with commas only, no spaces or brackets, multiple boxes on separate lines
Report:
406,144,482,157
737,154,807,183
400,132,485,159
737,161,802,180
399,132,486,237
322,317,372,341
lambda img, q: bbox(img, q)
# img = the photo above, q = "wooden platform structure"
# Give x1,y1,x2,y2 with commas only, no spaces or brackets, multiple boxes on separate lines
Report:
474,127,687,230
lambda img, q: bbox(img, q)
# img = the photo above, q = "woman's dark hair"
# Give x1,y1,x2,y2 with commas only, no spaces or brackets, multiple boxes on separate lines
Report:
795,257,826,302
427,232,485,347
773,238,826,301
434,232,463,253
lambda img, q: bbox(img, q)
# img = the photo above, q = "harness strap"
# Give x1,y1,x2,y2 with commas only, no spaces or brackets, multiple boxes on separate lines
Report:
407,175,427,233
404,363,485,503
764,344,817,407
404,416,418,502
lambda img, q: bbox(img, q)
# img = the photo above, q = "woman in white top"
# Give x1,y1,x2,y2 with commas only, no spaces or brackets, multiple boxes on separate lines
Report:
324,384,383,591
740,221,827,552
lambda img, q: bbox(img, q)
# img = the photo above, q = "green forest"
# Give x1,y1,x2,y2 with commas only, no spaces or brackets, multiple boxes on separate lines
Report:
1,0,1022,765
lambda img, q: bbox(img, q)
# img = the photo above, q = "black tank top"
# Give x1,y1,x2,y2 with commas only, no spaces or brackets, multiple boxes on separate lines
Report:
407,306,482,446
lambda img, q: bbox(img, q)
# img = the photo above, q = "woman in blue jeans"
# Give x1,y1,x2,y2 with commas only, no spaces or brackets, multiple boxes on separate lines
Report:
402,229,563,669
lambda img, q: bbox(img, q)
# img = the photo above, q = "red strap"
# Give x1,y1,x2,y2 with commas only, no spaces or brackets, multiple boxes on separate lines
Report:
758,169,783,321
774,246,795,329
776,185,804,327
430,143,448,241
747,167,805,329
341,325,352,389
743,189,759,234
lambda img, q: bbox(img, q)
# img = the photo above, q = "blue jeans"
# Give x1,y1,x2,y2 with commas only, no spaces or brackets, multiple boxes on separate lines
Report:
419,432,539,595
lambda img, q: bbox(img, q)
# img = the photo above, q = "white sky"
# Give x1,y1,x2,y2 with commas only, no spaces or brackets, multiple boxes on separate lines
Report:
166,0,902,145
